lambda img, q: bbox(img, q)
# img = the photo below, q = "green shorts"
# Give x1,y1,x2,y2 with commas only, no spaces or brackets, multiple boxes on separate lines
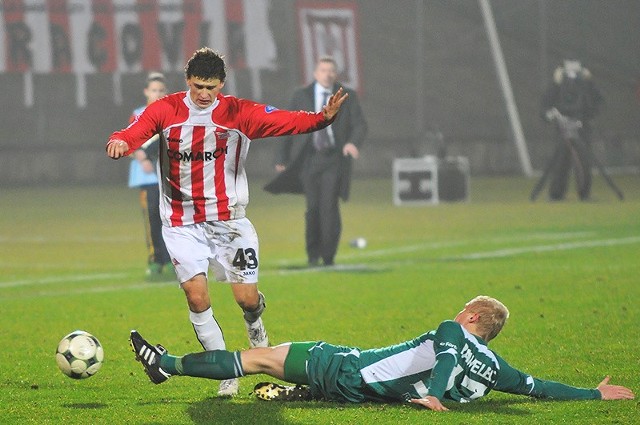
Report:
284,341,367,403
283,341,316,385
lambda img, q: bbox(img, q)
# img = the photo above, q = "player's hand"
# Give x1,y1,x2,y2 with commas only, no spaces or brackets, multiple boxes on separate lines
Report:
107,139,130,159
597,376,635,400
275,164,286,173
409,396,449,411
322,87,348,121
342,143,359,159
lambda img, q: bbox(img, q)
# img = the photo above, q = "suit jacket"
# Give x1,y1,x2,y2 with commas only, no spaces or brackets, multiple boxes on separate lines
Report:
264,82,367,201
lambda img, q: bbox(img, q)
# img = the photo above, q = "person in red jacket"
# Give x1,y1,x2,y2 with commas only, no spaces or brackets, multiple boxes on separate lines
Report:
107,47,347,397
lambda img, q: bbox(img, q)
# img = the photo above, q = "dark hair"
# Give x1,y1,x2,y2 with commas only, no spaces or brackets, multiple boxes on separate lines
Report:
145,72,166,88
184,47,227,82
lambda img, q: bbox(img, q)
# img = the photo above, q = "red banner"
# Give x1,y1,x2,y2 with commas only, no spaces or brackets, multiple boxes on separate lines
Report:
0,0,280,75
0,0,278,106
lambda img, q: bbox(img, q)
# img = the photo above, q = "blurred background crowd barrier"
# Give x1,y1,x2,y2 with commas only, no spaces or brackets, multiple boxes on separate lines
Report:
0,0,638,186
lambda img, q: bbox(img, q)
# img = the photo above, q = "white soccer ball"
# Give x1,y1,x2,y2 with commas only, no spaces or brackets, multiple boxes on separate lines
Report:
55,330,104,379
350,237,367,249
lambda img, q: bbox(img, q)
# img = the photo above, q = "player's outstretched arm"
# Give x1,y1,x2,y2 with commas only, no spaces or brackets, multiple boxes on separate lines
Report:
409,395,449,411
322,87,349,121
597,376,635,400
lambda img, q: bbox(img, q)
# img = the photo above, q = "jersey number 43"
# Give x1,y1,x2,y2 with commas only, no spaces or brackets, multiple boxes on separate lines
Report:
232,248,258,270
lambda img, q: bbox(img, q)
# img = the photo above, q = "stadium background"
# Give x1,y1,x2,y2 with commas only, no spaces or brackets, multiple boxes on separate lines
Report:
0,0,638,186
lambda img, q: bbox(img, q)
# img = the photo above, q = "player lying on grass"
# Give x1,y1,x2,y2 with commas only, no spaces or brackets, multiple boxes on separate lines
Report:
130,296,634,411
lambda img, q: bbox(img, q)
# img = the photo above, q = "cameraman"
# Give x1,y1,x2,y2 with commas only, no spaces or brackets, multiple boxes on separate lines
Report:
541,60,604,201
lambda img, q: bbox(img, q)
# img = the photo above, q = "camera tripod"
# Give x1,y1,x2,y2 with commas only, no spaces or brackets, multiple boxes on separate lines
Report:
530,111,623,202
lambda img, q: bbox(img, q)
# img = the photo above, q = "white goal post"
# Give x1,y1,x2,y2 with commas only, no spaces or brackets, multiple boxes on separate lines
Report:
479,0,533,177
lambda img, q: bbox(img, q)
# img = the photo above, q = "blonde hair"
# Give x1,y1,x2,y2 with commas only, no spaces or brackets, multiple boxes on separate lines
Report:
465,296,510,342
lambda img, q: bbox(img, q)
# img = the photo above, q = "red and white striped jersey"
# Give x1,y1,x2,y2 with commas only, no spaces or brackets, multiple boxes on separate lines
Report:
109,92,329,227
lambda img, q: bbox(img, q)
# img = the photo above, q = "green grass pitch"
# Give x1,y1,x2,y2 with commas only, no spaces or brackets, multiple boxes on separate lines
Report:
1,176,638,424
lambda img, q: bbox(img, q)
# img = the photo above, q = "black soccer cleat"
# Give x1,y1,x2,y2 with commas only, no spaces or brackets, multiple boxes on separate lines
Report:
129,330,171,384
253,382,313,401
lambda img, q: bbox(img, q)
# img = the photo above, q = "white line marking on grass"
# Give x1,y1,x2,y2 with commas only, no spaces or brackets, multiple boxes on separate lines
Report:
0,236,138,244
0,273,129,288
0,262,116,270
335,241,471,261
5,233,637,299
269,264,388,276
446,236,640,260
274,231,596,266
485,231,595,243
0,281,172,301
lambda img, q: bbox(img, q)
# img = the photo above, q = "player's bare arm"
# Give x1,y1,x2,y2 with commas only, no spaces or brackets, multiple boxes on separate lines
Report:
407,376,635,411
106,139,130,159
597,376,635,400
322,87,348,121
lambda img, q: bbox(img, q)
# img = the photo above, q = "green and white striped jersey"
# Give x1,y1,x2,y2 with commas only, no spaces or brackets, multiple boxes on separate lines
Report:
355,320,600,403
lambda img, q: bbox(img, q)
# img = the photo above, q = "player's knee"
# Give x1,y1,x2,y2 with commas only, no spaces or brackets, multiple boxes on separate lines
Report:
187,296,210,313
183,286,210,312
242,291,266,323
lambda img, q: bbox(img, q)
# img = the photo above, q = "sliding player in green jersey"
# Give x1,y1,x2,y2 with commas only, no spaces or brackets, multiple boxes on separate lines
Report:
129,296,634,411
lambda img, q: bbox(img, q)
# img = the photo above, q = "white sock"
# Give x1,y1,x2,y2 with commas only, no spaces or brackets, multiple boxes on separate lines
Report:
190,307,226,351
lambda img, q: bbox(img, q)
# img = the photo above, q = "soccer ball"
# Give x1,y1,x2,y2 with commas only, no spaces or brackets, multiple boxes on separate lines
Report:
55,330,104,379
350,237,367,249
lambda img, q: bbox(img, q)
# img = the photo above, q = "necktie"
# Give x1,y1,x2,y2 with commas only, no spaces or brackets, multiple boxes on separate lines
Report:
313,91,332,151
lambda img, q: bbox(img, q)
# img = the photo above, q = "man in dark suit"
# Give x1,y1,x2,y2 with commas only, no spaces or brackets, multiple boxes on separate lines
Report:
265,56,367,266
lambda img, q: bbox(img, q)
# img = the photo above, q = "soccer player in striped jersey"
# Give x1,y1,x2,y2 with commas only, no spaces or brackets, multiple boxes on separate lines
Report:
129,296,634,409
108,48,348,397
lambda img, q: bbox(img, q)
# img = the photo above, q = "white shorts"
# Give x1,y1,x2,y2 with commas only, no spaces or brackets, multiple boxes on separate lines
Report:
162,218,259,285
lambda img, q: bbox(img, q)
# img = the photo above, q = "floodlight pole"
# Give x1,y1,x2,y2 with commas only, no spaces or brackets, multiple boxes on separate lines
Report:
538,0,549,92
415,0,426,143
479,0,533,176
